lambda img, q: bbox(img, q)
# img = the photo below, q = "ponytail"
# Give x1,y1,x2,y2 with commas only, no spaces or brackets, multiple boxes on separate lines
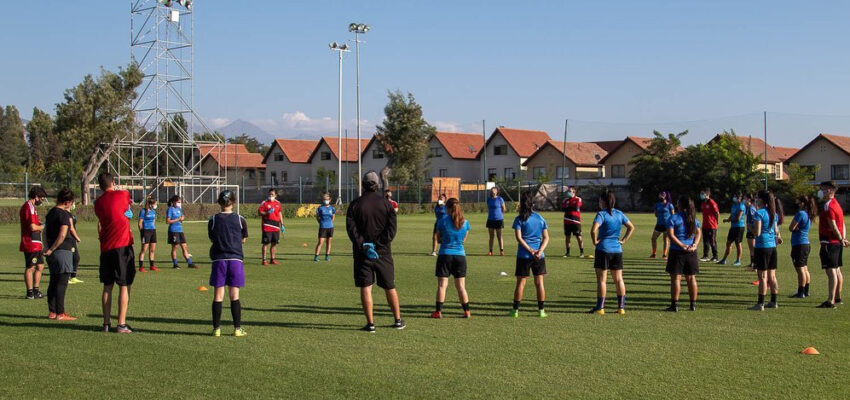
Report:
145,195,156,211
800,195,819,222
757,190,776,228
446,198,464,230
600,190,616,215
519,191,534,221
678,195,697,238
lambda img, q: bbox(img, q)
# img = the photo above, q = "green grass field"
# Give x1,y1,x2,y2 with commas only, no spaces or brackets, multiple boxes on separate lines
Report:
0,211,848,399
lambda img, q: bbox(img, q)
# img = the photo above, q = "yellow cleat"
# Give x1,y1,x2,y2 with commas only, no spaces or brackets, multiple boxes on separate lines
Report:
213,328,221,337
617,308,626,315
234,327,247,337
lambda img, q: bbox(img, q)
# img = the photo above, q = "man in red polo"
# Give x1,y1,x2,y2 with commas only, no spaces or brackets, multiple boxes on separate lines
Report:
817,181,848,309
94,173,136,333
259,188,283,265
20,186,48,299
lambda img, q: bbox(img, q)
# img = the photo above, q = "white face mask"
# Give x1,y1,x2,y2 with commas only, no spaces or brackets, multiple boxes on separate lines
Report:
438,200,445,205
566,191,574,199
817,189,825,200
152,204,158,210
175,202,182,209
323,200,330,205
70,202,76,211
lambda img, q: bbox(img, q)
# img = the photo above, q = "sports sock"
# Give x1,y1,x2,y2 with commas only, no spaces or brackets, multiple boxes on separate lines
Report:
185,256,193,265
617,295,625,309
138,260,143,269
537,301,545,310
212,301,222,329
836,297,842,303
757,294,765,304
797,286,804,295
565,247,570,256
33,286,39,293
770,294,777,303
512,300,520,310
26,289,33,296
804,283,810,296
435,302,443,312
579,247,584,254
231,300,242,328
461,302,470,311
149,260,155,267
172,259,178,267
690,301,696,309
670,300,678,308
596,297,605,309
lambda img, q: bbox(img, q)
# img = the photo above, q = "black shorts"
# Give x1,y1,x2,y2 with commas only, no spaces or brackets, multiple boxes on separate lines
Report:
746,231,755,240
318,228,334,239
99,245,136,286
654,224,667,233
666,249,699,275
354,254,395,289
820,244,843,269
727,227,744,244
486,219,504,230
24,251,44,268
436,254,468,278
753,247,778,271
515,257,547,277
564,223,582,236
594,250,624,270
791,244,811,268
167,232,186,245
141,229,157,244
262,231,280,244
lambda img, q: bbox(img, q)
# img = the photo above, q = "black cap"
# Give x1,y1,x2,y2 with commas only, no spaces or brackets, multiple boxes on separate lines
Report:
820,181,837,189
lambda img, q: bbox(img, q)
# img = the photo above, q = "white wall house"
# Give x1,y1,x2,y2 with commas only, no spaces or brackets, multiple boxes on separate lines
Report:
307,136,371,184
482,127,551,181
426,132,485,182
262,139,319,186
785,134,850,185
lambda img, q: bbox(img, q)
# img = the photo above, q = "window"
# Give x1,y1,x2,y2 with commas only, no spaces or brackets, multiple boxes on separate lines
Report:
556,166,569,179
831,164,849,180
282,171,288,182
320,151,331,161
612,164,626,178
429,147,442,158
373,149,384,159
533,167,546,179
270,172,277,185
248,170,256,179
274,152,284,162
439,169,448,177
504,168,515,179
487,168,497,180
494,145,508,156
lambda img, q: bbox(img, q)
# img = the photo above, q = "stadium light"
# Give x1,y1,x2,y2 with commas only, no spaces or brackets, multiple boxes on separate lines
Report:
158,0,173,6
330,41,350,204
178,0,193,10
348,22,370,195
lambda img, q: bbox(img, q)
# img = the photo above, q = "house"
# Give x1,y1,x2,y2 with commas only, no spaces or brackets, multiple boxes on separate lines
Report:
198,143,265,188
360,136,391,178
307,136,371,184
522,140,607,182
263,139,319,185
785,134,850,184
598,136,654,184
708,134,796,180
427,131,485,182
483,127,551,180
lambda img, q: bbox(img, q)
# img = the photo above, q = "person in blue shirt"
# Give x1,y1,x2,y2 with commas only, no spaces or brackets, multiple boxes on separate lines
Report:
486,187,507,256
789,195,818,299
137,196,159,272
166,195,196,269
590,190,635,315
650,191,674,259
314,193,336,262
664,195,702,312
744,193,758,269
509,191,550,318
431,198,471,319
207,190,249,337
430,194,448,256
750,190,783,311
719,192,747,266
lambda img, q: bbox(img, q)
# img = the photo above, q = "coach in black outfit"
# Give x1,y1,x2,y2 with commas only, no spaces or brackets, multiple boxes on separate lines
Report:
346,171,405,333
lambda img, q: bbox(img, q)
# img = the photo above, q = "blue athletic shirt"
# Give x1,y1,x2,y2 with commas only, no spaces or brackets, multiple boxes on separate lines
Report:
437,217,470,256
487,196,505,221
512,212,548,259
754,208,777,249
139,208,157,230
593,209,630,254
746,205,757,227
316,205,335,229
790,210,810,246
167,206,183,233
654,202,674,225
666,213,701,251
434,204,447,220
207,212,248,261
731,201,746,228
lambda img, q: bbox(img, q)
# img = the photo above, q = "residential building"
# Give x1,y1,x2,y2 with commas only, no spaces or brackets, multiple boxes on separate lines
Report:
307,136,371,184
198,143,265,188
426,131,485,182
522,140,607,183
785,134,850,184
598,136,653,184
709,134,796,180
262,139,319,186
361,136,390,178
483,127,551,181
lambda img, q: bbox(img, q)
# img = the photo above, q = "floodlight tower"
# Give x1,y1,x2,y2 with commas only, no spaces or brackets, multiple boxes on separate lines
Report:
330,41,350,204
348,23,369,195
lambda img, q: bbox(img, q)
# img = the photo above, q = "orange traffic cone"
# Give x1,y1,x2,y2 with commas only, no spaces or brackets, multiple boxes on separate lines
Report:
302,243,308,247
198,286,208,292
801,347,819,355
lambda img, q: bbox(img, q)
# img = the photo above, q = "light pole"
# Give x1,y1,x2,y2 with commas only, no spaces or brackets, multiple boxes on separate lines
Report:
349,22,370,195
329,41,350,204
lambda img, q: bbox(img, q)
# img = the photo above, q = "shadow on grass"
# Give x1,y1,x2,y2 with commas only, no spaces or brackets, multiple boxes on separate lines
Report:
0,313,209,336
86,313,357,331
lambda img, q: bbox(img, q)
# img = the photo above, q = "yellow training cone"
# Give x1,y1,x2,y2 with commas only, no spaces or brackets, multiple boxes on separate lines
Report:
198,286,208,292
801,347,819,355
302,243,308,247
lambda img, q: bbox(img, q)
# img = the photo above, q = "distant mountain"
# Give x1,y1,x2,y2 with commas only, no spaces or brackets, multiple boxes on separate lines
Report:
215,119,276,144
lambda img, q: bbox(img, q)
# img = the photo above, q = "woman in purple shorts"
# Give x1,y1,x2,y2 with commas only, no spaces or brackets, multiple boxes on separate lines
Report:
208,190,249,337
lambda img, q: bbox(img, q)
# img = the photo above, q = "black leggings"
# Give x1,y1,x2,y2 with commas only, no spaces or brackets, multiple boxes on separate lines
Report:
47,272,70,315
702,228,717,258
71,245,80,278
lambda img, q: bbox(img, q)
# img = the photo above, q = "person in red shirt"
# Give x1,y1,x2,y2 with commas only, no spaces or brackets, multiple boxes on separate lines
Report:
699,188,720,262
561,186,586,258
20,186,48,299
384,189,399,213
94,173,136,333
816,181,848,308
259,188,284,265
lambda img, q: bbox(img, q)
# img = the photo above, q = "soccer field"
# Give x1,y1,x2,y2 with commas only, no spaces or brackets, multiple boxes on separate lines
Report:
0,211,848,399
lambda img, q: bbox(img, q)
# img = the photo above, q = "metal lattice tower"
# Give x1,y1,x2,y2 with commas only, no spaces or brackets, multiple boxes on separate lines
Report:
96,0,230,203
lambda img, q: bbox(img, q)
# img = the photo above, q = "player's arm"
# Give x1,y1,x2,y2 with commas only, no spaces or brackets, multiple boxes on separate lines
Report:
514,228,533,254
44,225,69,256
692,226,702,249
536,228,550,259
345,206,364,249
753,219,763,239
500,198,506,213
207,217,215,241
620,220,636,244
774,221,783,245
138,213,144,231
591,222,601,246
666,226,686,249
278,207,284,228
788,217,799,232
166,212,180,224
241,216,249,243
97,221,102,235
69,218,81,242
385,203,398,242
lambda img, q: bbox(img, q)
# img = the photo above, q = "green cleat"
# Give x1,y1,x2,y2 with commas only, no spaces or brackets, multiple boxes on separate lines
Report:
234,327,247,337
509,309,519,318
213,328,220,337
538,310,548,318
68,277,84,284
325,255,330,261
313,256,319,262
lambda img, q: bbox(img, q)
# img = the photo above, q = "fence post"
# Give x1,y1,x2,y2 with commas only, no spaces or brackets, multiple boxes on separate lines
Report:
24,172,29,199
299,176,303,204
241,176,246,205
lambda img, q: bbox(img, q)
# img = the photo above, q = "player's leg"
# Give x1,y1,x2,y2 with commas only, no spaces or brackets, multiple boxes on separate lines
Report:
102,284,113,328
325,237,332,258
433,277,448,317
314,237,324,260
533,273,546,317
667,273,681,311
650,230,660,257
496,228,504,255
488,228,495,254
612,269,626,312
592,268,607,313
149,243,157,269
360,285,374,324
229,286,243,334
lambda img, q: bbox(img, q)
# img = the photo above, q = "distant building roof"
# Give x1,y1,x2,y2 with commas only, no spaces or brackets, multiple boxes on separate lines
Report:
523,140,608,167
787,133,850,162
433,131,484,159
264,139,320,164
713,135,793,163
310,137,371,162
198,143,265,169
488,127,551,157
597,136,654,163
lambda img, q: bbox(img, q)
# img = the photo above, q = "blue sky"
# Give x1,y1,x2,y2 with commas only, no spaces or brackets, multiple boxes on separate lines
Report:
2,0,849,147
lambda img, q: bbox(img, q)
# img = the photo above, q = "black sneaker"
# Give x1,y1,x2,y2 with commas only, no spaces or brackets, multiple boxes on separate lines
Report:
25,291,34,300
664,305,678,312
790,292,806,299
393,319,406,330
188,263,199,269
33,289,44,299
836,298,844,305
689,304,696,311
172,265,181,270
103,324,112,333
360,323,376,333
816,301,836,309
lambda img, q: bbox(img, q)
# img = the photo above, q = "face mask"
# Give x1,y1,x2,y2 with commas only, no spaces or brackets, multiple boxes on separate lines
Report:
438,200,444,205
323,200,330,205
566,192,574,199
817,189,825,200
70,202,76,211
268,196,275,201
175,202,182,209
152,204,158,210
699,194,706,201
34,199,43,206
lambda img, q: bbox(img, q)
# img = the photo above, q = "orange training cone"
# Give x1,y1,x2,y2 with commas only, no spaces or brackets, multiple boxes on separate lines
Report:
302,243,308,247
801,347,820,355
198,286,208,292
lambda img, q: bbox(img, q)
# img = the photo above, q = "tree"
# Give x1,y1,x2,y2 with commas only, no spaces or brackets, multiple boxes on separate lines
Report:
315,166,336,193
783,163,819,199
228,133,268,155
26,107,58,175
194,131,225,142
0,105,29,178
628,130,688,204
374,90,435,189
53,63,143,204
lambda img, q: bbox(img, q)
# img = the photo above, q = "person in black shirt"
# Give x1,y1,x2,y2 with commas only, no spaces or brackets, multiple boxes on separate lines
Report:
43,188,78,321
346,171,404,333
207,190,249,337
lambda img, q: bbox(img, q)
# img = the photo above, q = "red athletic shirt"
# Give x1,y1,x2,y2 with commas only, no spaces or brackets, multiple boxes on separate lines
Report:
259,199,282,232
562,197,582,224
819,198,845,244
19,201,42,252
701,199,719,229
94,190,134,251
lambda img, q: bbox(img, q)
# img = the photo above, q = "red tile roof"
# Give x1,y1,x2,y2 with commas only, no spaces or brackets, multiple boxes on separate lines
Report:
721,135,789,163
489,127,551,157
313,137,371,162
523,140,608,167
264,139,319,164
198,143,265,169
787,134,850,163
593,140,627,153
434,131,484,159
596,137,656,163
